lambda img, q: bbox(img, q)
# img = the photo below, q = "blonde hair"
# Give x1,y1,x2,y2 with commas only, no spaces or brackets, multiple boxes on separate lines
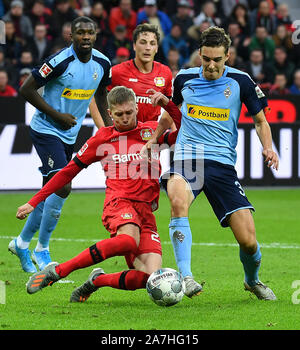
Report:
107,86,136,109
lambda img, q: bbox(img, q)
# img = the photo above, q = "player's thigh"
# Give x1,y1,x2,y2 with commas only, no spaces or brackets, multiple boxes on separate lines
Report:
117,223,141,247
133,252,162,275
44,170,72,198
167,174,194,216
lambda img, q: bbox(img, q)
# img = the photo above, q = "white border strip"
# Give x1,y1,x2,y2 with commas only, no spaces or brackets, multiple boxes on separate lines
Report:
1,236,299,249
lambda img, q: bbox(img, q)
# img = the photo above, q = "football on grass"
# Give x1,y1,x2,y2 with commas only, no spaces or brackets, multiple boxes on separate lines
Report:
146,268,185,307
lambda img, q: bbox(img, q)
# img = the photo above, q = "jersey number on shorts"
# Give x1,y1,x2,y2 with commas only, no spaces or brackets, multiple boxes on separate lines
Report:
150,231,160,243
235,181,246,197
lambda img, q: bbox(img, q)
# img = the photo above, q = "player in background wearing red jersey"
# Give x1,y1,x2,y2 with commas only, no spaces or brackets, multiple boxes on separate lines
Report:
107,23,174,124
17,86,181,302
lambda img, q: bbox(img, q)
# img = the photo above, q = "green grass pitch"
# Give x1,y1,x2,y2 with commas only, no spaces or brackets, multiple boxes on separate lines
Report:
0,189,300,330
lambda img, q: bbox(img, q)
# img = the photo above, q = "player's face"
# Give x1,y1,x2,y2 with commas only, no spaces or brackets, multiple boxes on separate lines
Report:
133,32,158,64
109,100,138,132
71,22,97,55
199,46,229,80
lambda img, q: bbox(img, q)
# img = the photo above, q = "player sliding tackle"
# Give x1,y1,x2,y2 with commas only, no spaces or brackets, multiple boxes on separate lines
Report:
16,86,182,302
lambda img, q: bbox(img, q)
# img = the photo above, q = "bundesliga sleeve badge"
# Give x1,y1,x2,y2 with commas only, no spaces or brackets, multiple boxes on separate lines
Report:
39,63,53,78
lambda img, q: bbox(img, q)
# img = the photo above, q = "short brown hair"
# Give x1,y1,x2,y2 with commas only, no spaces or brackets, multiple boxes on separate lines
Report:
107,86,136,109
132,23,160,44
199,26,231,54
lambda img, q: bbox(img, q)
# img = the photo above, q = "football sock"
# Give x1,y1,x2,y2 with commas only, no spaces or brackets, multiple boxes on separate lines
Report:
169,217,193,277
56,234,138,278
92,270,149,290
18,201,45,248
37,194,66,249
239,241,261,287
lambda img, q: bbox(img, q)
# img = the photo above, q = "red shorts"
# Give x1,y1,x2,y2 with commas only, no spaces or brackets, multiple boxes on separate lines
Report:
102,198,162,268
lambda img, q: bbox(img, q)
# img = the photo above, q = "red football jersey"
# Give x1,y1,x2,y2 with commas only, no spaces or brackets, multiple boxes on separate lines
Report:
74,121,161,209
108,60,173,122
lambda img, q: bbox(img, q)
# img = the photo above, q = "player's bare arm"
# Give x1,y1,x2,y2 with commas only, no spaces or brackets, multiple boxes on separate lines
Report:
89,96,105,129
94,86,112,126
252,109,279,170
20,75,77,130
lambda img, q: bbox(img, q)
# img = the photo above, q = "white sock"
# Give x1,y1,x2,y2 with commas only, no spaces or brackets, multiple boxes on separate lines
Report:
16,236,30,249
35,241,49,252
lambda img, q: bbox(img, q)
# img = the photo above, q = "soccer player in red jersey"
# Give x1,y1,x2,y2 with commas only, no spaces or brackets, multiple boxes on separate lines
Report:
108,23,173,123
17,86,181,302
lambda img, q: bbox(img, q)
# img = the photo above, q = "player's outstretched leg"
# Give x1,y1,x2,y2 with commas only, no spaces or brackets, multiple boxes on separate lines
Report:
70,269,150,303
26,262,60,294
70,268,105,302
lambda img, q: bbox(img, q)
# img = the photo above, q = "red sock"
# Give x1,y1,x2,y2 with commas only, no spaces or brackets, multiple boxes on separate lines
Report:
92,270,149,290
56,234,138,278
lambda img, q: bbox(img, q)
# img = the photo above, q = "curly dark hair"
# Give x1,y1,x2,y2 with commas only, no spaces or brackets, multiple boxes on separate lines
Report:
199,27,232,54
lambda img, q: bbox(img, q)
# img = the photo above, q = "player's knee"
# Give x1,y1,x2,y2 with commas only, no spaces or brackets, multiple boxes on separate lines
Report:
239,231,257,255
169,195,189,217
55,183,72,198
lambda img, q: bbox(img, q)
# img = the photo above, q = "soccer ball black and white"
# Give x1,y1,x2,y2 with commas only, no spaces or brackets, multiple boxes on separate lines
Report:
146,268,185,307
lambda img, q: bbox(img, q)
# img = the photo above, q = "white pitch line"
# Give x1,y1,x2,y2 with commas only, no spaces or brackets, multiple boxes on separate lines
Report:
1,235,300,249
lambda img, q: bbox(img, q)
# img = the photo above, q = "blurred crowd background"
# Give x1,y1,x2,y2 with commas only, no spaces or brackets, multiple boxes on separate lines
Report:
0,0,300,98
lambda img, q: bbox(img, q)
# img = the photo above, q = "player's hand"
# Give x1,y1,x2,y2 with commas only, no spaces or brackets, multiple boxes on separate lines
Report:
16,203,34,220
262,148,279,170
54,112,77,130
146,89,170,107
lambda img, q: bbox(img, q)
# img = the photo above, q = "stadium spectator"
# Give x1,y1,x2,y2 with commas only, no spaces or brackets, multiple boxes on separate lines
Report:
249,25,275,62
109,0,137,41
249,0,277,35
89,1,111,43
227,45,246,71
184,49,202,68
18,67,31,90
170,0,193,40
27,0,52,35
272,24,294,61
18,85,179,301
187,19,210,53
137,0,173,41
245,48,274,85
2,0,33,41
3,20,24,65
269,73,290,95
0,69,18,96
227,21,249,60
50,0,78,39
161,23,190,68
224,3,251,37
193,0,221,27
16,49,35,73
0,47,18,88
289,70,300,95
104,24,133,62
276,3,293,33
272,46,295,86
52,21,72,48
8,17,111,273
111,46,130,65
26,23,53,64
166,46,180,77
220,0,248,18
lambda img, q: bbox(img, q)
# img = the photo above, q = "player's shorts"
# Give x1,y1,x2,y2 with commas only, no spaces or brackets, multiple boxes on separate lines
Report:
160,159,254,228
30,127,74,177
102,198,162,268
